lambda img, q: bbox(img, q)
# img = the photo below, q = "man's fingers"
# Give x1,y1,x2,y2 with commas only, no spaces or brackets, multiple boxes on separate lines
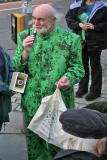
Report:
23,36,35,44
56,77,69,89
57,81,69,89
62,79,67,83
61,76,68,83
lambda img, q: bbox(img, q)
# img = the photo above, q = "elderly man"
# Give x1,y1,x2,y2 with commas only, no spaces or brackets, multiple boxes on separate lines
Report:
54,108,107,160
12,4,84,160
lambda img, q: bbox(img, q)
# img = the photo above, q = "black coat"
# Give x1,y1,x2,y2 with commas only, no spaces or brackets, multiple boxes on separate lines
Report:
0,46,14,130
65,0,107,51
54,149,107,160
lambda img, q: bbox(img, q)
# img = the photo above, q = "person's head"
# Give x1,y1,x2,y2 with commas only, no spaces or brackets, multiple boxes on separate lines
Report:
32,4,56,34
82,0,96,5
59,108,107,157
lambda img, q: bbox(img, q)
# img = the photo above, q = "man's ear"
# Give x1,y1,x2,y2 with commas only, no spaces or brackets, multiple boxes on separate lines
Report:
96,138,105,157
50,17,56,24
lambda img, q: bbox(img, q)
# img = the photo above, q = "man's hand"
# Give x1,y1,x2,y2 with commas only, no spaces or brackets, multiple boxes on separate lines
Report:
79,23,88,30
22,35,35,62
56,76,69,89
85,23,94,30
79,23,94,30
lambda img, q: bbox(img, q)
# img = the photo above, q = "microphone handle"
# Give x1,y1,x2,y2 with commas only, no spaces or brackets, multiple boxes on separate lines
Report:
28,29,37,36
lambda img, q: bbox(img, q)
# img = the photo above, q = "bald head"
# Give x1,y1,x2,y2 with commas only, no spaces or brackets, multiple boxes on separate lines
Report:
33,4,56,19
32,4,56,34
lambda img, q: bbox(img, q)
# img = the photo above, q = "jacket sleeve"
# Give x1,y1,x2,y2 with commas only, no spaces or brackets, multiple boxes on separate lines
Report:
0,51,14,95
94,7,107,32
64,34,85,86
0,80,11,95
12,31,28,72
65,9,81,32
7,54,15,85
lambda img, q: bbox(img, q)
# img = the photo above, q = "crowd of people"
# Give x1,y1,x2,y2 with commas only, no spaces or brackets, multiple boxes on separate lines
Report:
0,1,107,160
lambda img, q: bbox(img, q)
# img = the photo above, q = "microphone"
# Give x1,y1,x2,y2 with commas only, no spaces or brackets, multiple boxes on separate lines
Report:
28,27,37,36
33,29,37,37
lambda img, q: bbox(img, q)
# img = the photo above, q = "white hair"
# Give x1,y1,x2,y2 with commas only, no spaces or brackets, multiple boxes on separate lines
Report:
50,8,63,20
50,7,57,19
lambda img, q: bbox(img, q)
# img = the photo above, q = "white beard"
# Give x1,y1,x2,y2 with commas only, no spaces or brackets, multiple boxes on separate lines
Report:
33,24,51,34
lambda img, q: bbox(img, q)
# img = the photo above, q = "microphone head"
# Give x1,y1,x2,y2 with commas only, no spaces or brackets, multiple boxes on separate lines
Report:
33,29,37,36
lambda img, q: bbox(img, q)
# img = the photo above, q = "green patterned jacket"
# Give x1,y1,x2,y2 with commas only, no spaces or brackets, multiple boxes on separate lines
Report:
12,26,84,118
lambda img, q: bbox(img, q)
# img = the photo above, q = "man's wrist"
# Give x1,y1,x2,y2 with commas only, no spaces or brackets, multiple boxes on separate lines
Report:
21,50,28,64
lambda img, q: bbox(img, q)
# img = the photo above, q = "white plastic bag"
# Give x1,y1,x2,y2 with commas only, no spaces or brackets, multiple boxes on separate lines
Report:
28,88,72,149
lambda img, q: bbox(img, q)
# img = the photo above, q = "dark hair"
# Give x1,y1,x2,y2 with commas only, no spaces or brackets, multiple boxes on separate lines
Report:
82,0,87,5
78,0,87,15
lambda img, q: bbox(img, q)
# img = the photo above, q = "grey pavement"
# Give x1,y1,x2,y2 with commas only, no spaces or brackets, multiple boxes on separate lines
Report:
0,134,28,160
0,0,107,159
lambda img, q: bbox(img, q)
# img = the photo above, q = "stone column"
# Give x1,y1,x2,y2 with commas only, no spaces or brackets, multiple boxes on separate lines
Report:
22,0,32,29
